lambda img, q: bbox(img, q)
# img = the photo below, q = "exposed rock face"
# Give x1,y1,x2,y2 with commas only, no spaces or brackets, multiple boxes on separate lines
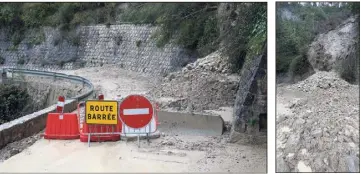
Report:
230,45,267,143
0,25,195,76
308,16,358,71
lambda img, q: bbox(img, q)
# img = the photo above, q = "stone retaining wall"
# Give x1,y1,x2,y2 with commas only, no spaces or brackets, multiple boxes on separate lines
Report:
0,25,195,76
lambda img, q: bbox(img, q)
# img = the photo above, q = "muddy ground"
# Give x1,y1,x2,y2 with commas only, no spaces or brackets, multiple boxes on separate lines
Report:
0,65,266,172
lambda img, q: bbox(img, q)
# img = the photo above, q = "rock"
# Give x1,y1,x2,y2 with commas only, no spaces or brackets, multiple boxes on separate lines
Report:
186,64,193,70
168,74,175,81
297,161,312,172
311,128,323,138
345,155,359,172
167,141,175,146
287,134,300,146
277,157,290,172
293,118,305,126
10,149,20,156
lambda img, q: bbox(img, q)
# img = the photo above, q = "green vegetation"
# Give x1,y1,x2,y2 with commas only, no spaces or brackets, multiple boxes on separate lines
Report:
221,3,267,71
276,2,358,76
122,3,220,55
17,57,25,65
0,2,266,72
288,52,314,82
0,84,31,123
0,56,4,65
0,3,120,47
122,3,267,72
136,40,142,47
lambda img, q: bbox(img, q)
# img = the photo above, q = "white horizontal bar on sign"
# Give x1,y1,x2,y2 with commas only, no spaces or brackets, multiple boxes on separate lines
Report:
123,108,149,115
57,101,65,107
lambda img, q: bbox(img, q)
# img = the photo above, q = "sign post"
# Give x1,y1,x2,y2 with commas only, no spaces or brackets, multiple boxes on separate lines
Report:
85,100,118,147
119,95,155,147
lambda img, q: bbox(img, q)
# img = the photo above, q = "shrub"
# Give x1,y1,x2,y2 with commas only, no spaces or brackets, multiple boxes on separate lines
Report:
53,36,62,46
115,35,122,45
0,3,121,46
63,30,81,46
29,29,46,46
136,40,141,47
0,56,5,65
122,3,220,55
0,84,31,122
288,53,314,82
105,21,111,28
17,57,25,65
58,60,66,67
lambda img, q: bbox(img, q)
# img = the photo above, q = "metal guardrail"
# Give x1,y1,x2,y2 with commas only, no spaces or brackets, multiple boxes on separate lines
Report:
2,68,94,101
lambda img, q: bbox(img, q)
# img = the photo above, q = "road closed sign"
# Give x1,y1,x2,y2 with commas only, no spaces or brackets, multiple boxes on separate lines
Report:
119,95,154,129
85,100,118,125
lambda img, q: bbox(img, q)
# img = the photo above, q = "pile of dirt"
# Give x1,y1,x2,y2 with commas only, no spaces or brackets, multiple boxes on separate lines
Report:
289,71,351,92
277,71,359,172
148,51,240,112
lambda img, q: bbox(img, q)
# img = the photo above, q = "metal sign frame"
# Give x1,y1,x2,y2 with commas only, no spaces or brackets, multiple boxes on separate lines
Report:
78,102,121,147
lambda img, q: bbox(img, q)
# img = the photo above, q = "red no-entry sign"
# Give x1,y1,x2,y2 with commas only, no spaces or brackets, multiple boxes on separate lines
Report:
119,95,154,129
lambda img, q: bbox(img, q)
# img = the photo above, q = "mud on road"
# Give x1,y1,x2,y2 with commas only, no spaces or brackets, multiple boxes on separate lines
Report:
0,132,266,173
0,65,266,172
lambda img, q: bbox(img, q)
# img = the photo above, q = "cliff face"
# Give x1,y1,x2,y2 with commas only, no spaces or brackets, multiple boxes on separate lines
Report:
0,24,195,76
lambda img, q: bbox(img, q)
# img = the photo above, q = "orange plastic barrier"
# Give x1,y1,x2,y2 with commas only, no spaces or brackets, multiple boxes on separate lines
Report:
77,102,122,142
155,103,160,126
79,123,122,142
44,113,80,139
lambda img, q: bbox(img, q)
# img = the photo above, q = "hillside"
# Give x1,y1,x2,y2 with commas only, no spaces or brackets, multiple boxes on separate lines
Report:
276,2,360,172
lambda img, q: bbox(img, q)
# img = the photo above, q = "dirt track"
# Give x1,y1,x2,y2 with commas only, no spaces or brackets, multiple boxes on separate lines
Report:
0,65,266,173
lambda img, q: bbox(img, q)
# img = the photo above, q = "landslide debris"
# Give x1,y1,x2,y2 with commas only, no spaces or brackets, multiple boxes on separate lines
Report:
148,51,240,112
277,71,359,172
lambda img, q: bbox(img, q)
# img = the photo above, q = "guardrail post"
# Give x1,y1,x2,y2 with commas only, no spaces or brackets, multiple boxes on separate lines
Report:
53,72,56,82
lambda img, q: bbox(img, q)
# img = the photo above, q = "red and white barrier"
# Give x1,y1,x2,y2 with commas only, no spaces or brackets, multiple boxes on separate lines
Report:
121,100,159,135
56,96,65,113
98,94,104,100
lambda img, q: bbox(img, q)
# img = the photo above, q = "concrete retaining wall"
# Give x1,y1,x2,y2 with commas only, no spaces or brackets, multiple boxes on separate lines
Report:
0,99,77,149
157,111,224,136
